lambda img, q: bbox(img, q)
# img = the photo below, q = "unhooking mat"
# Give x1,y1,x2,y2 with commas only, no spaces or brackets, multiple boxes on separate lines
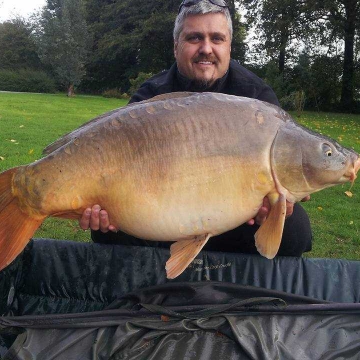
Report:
1,238,360,359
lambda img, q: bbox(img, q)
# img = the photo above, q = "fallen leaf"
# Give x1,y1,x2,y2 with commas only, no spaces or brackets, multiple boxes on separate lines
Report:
28,149,34,155
0,156,4,161
345,191,353,198
19,125,24,128
317,206,323,211
350,221,354,225
10,139,16,142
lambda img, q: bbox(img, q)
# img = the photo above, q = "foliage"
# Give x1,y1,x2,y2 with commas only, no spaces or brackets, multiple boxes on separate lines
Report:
34,0,91,95
0,17,42,70
0,69,57,93
228,0,247,62
102,88,129,99
81,0,178,93
129,72,154,97
307,0,360,111
242,0,314,73
2,0,360,112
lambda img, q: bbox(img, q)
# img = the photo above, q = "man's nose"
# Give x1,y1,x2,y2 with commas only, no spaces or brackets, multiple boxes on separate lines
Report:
199,39,212,55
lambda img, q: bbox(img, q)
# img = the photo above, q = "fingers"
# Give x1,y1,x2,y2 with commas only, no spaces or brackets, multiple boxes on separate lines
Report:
254,205,269,226
79,207,92,230
247,198,270,226
285,201,294,218
89,205,101,231
79,205,116,233
248,195,302,227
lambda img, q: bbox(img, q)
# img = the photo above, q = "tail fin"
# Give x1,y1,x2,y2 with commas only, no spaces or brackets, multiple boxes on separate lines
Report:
0,168,45,271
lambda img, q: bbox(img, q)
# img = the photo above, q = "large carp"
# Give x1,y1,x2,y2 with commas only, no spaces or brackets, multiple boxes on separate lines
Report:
0,92,359,278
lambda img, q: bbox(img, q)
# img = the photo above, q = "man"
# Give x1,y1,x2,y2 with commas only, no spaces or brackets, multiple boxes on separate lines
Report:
80,0,312,256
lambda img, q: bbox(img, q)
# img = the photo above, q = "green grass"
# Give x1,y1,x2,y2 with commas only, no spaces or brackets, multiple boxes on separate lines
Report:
0,93,359,260
0,92,127,242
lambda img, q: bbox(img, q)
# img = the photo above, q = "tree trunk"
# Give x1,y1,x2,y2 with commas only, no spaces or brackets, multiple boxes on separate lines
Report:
279,47,286,75
278,16,289,76
340,0,356,110
67,84,75,97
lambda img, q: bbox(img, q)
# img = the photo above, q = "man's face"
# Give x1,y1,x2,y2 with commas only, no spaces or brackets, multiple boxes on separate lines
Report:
174,13,231,88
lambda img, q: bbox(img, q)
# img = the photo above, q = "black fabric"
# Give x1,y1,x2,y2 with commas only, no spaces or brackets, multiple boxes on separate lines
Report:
129,60,280,107
2,281,360,359
1,238,360,317
1,239,360,359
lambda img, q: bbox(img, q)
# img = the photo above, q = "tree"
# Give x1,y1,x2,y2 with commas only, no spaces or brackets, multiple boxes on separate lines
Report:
309,0,360,110
0,18,42,70
81,0,178,92
35,0,90,96
291,51,342,110
228,0,247,62
242,0,313,74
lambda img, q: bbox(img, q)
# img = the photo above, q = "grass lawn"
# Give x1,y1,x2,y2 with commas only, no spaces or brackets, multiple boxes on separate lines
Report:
0,92,359,260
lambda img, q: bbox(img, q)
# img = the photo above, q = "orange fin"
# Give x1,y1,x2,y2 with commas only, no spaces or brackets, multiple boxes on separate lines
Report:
166,233,212,279
0,168,45,271
255,194,286,259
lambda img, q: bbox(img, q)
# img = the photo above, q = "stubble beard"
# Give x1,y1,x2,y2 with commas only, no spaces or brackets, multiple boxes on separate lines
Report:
191,77,215,90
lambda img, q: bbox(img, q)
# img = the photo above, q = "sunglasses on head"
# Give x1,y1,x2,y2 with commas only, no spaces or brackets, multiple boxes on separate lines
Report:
178,0,228,14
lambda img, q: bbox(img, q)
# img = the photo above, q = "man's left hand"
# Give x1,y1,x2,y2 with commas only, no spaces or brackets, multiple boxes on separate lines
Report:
247,195,310,226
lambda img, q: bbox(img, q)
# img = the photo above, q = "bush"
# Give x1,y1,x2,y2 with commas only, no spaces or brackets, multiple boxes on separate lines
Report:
129,72,154,96
102,88,129,99
280,90,306,115
0,69,57,93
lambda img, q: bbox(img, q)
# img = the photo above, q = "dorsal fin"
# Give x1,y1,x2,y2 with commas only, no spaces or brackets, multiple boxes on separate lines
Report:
42,92,197,156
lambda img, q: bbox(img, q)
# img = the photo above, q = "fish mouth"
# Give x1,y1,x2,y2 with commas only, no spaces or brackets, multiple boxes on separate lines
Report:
343,157,360,185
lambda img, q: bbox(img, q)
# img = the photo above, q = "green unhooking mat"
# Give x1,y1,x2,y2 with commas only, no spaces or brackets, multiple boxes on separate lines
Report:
1,238,360,359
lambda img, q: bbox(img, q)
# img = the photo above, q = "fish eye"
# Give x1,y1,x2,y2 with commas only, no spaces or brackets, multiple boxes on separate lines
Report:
322,144,333,157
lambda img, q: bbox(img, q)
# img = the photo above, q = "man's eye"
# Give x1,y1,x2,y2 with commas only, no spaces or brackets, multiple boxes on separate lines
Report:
213,37,225,43
187,36,201,42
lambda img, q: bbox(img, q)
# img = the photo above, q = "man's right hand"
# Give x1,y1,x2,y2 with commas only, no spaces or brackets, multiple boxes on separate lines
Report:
79,205,117,233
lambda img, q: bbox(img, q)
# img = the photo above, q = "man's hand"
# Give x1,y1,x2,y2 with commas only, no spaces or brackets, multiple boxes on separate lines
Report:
247,195,310,226
79,205,117,233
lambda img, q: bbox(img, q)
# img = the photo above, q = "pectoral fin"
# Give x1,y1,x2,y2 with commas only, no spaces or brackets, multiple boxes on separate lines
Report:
166,234,212,279
255,194,286,259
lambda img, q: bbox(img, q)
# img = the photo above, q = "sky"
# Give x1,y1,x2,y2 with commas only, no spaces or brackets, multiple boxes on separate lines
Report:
0,0,46,22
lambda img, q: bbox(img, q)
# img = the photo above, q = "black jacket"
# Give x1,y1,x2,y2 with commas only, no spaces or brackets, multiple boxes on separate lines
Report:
129,60,280,106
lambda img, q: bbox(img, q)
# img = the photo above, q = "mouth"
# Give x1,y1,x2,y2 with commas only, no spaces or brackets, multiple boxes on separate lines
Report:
194,58,217,67
344,157,360,185
355,158,360,173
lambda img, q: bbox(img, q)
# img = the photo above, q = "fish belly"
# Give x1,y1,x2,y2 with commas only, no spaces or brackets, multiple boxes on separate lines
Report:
109,157,274,241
